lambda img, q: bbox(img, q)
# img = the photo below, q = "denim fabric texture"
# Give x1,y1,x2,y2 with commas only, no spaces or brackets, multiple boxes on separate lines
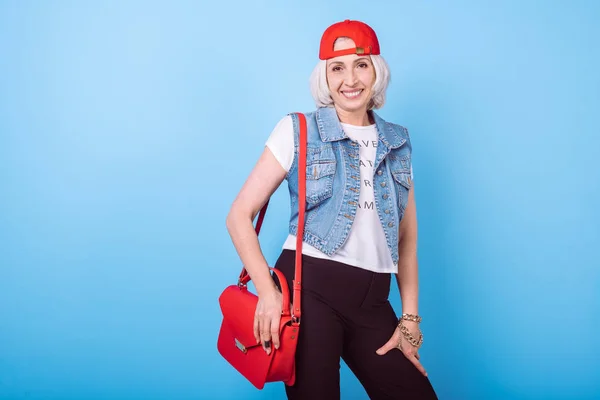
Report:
285,106,413,266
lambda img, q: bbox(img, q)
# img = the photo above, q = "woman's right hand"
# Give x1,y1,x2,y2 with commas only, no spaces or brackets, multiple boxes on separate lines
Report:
253,287,283,355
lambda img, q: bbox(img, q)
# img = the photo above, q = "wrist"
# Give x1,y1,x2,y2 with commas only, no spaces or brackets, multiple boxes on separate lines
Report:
401,309,419,316
256,279,279,297
401,320,419,326
399,313,422,324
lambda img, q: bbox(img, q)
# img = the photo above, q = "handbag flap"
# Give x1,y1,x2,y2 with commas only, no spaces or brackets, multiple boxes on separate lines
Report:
218,285,272,389
219,285,263,350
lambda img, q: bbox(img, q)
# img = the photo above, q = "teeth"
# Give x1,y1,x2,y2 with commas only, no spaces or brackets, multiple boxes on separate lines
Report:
343,90,362,98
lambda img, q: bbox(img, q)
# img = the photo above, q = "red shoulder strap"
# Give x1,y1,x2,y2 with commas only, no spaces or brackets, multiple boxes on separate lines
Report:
292,113,307,323
238,113,307,323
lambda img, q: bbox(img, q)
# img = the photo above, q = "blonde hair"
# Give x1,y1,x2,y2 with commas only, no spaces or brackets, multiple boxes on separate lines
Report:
309,51,391,110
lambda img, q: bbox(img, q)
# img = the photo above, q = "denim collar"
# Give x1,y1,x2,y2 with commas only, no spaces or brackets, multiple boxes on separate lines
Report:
315,106,406,149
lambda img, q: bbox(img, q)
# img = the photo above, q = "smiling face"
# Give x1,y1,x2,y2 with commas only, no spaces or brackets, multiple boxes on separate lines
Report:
326,38,376,116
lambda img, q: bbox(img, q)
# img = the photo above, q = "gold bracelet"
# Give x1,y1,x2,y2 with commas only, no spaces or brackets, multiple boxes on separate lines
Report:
398,321,423,348
399,313,422,324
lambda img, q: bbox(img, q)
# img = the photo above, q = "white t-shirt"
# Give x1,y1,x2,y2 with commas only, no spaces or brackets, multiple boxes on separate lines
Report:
265,115,413,274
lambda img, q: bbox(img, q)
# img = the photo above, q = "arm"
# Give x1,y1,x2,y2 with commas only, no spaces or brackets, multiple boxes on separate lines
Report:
225,146,287,353
225,146,286,296
376,181,427,376
396,183,419,317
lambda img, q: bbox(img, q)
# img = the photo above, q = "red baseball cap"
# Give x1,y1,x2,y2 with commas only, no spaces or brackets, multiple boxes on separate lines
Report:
319,19,381,60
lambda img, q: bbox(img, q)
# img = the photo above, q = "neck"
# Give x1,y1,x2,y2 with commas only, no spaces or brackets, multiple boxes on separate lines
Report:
334,105,372,126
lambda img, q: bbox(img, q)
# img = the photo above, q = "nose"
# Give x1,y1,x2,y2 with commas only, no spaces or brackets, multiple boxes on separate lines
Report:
344,68,358,86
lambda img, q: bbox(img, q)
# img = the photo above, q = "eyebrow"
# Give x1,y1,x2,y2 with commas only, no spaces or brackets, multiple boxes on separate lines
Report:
329,57,371,66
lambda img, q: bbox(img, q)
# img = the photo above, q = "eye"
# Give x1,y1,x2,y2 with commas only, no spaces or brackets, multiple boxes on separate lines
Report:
332,66,342,72
358,62,369,68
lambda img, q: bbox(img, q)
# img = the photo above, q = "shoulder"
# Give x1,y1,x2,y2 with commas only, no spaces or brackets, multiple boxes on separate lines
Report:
371,110,410,144
383,119,410,141
267,109,320,147
390,121,409,136
287,109,318,125
273,114,293,128
286,110,322,144
375,117,412,154
267,115,293,141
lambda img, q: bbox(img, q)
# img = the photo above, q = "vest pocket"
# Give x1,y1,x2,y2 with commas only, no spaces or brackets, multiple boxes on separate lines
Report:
305,161,336,204
392,171,412,211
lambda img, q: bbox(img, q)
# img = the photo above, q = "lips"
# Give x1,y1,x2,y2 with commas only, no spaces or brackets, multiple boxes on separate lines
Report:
341,89,363,99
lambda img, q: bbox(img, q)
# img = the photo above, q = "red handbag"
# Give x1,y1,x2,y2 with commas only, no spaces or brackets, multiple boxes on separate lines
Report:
217,113,307,389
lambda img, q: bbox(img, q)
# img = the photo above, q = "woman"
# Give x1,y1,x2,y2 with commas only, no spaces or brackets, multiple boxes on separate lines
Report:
225,19,438,399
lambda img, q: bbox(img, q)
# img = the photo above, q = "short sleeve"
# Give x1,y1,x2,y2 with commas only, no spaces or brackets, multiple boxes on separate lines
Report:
265,115,294,173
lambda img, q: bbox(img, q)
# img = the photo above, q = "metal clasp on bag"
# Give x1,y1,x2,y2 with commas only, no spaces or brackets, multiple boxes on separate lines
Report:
235,338,247,354
237,278,246,288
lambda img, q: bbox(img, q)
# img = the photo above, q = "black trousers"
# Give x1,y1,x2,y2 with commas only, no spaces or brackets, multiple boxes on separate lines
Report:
273,249,438,400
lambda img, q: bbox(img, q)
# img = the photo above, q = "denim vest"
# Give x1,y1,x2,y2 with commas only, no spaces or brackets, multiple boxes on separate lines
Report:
285,106,413,266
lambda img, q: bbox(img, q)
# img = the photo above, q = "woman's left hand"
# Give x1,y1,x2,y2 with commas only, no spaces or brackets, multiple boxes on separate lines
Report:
375,321,427,377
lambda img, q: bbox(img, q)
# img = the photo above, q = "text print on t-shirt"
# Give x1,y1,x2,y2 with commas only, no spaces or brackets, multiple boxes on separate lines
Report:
356,139,378,211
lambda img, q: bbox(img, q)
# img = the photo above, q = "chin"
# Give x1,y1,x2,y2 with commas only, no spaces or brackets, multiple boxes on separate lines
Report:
338,102,368,113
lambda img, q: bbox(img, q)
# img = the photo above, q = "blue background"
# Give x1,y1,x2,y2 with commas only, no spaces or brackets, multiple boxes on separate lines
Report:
1,1,598,399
